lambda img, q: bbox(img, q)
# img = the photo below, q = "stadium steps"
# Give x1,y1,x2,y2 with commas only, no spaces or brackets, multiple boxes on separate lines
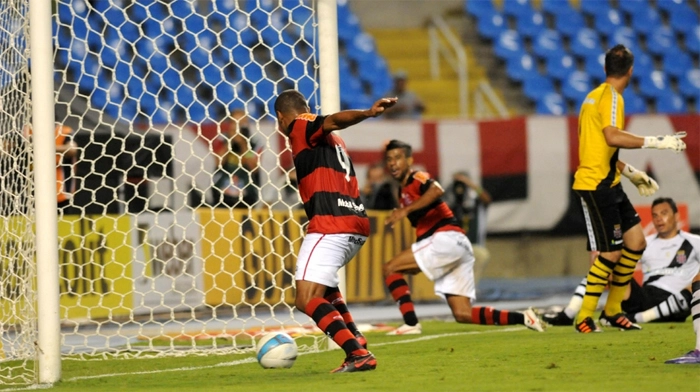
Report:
368,27,502,119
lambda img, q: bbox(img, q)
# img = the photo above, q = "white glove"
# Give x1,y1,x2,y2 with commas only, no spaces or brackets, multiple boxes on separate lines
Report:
643,132,687,152
621,164,659,197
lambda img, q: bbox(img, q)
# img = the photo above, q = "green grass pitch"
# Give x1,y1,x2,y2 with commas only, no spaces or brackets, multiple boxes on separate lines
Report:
23,319,700,391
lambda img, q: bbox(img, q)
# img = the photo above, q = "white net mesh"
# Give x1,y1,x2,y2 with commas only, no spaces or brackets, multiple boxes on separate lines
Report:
0,0,37,386
2,0,336,385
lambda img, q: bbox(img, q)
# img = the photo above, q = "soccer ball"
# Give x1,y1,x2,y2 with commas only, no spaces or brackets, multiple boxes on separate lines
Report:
255,332,298,369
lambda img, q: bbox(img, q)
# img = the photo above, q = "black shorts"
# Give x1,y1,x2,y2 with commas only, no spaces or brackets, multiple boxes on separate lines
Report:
621,280,691,322
575,184,641,252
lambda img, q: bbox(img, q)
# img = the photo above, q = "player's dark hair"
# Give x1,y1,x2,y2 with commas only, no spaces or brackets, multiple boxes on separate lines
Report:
274,89,308,114
652,197,678,213
604,44,634,78
385,139,412,157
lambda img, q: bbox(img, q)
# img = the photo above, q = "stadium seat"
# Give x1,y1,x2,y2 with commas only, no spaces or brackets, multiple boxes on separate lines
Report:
562,71,592,105
522,75,555,101
515,10,546,38
570,28,602,58
337,4,362,44
477,12,508,41
646,26,679,56
678,69,700,99
506,53,540,82
655,92,688,114
580,0,611,16
638,70,670,98
554,10,586,38
465,0,497,18
622,89,647,115
502,0,533,19
662,49,693,79
617,0,649,15
594,8,624,38
669,5,699,36
583,53,605,82
540,0,574,16
632,51,655,81
545,52,576,81
532,29,564,61
535,92,566,115
629,7,661,37
494,30,526,61
685,25,700,55
607,27,641,54
656,0,689,13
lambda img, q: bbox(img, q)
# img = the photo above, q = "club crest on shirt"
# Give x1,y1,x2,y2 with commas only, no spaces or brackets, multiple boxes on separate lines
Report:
676,250,687,264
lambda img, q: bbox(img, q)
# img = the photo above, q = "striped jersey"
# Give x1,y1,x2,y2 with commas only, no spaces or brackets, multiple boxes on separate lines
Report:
641,231,700,297
285,113,369,236
573,83,626,191
399,171,464,241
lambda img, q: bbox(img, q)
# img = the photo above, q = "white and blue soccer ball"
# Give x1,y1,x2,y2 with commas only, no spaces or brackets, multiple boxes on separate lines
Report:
255,332,298,369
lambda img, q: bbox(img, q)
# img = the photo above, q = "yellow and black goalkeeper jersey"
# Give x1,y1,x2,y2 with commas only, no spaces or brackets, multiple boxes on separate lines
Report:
573,83,626,191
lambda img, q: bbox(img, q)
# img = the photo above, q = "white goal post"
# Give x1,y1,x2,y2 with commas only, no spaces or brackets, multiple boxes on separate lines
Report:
1,0,349,386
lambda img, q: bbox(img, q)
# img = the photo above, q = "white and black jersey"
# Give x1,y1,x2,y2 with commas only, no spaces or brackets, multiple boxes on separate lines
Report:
641,231,700,296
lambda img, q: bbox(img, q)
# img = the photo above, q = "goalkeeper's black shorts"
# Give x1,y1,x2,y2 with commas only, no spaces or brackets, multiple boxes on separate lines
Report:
574,183,641,252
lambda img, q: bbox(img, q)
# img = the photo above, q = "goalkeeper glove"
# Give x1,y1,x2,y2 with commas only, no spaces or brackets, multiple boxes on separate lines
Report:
621,164,659,197
643,131,687,152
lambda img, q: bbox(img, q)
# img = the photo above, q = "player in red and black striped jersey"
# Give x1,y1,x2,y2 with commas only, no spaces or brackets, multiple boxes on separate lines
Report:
275,90,396,373
382,140,545,335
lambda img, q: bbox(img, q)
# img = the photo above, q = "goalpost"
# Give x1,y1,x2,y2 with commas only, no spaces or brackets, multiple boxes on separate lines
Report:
1,0,343,386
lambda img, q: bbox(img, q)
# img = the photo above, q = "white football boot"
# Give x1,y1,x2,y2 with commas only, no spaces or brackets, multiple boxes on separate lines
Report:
386,323,422,335
523,307,546,332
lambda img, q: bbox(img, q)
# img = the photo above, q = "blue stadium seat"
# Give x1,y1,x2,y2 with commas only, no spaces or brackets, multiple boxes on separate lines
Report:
638,70,670,98
646,26,679,56
570,28,602,58
515,10,546,38
662,49,693,79
669,5,699,36
545,52,576,81
583,53,605,82
465,0,497,18
506,53,540,82
494,30,526,61
554,10,586,38
477,12,508,40
618,0,649,15
594,8,624,38
540,0,575,16
522,75,555,101
678,69,700,99
655,92,688,114
337,3,362,44
532,29,564,60
656,0,689,13
535,92,566,115
562,71,592,105
580,0,611,16
607,27,641,54
622,89,647,115
685,26,700,55
502,0,533,18
632,51,655,81
629,7,661,37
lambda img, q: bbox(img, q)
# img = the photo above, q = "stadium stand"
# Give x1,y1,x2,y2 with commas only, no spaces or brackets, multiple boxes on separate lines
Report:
465,0,699,114
54,0,390,124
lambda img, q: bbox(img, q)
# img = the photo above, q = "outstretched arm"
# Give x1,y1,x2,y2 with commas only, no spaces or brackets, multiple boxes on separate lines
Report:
322,98,397,132
385,182,444,227
604,127,686,152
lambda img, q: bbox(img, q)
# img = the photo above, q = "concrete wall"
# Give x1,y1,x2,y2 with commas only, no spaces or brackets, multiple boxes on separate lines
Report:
481,236,591,279
349,0,463,29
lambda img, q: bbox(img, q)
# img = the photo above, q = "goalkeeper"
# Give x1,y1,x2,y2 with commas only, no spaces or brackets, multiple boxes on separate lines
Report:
571,44,687,333
545,197,700,326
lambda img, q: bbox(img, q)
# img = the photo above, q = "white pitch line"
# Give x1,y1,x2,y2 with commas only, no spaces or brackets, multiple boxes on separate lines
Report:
51,326,526,384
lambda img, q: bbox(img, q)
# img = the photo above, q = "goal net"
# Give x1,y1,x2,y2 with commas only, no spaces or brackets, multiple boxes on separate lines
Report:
1,0,343,386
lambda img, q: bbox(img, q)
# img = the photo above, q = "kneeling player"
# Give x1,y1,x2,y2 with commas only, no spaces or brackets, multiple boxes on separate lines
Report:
381,140,544,335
